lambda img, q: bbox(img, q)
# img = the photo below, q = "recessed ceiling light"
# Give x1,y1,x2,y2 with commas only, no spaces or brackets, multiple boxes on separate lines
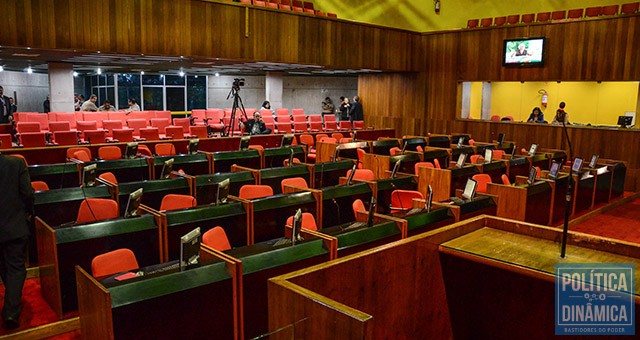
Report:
97,68,102,75
73,71,78,77
0,66,4,72
179,70,185,77
215,72,220,77
27,66,33,74
140,71,145,75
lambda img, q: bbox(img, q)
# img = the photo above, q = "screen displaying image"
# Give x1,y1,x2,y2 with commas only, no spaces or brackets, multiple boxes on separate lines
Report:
503,37,545,66
572,157,583,174
456,153,467,168
462,179,478,200
528,144,538,157
549,161,560,179
527,167,537,185
588,154,599,168
484,149,493,163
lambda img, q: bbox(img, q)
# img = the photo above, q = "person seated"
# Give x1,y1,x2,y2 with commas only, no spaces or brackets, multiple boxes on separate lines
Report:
240,112,272,135
527,107,546,123
125,98,141,114
80,94,99,112
98,100,116,112
551,102,570,125
260,100,273,114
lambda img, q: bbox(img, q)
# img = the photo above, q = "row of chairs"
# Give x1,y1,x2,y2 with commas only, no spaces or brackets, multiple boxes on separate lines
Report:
14,111,172,131
467,3,638,28
232,0,337,18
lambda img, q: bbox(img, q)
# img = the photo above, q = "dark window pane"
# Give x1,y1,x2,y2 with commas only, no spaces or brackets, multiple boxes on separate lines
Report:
117,74,141,110
187,76,206,110
165,75,185,86
142,75,164,85
107,87,115,103
107,74,115,86
99,88,107,104
166,87,185,111
143,87,164,110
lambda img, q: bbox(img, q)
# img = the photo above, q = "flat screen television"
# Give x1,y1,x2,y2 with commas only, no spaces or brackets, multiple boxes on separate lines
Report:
124,142,138,159
124,188,143,218
82,163,97,187
503,37,545,67
179,227,201,271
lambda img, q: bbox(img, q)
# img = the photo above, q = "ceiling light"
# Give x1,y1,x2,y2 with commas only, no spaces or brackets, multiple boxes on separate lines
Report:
215,72,220,77
97,68,102,75
73,71,78,77
27,66,33,74
0,66,4,72
194,75,198,78
140,71,145,75
179,70,185,77
160,74,164,78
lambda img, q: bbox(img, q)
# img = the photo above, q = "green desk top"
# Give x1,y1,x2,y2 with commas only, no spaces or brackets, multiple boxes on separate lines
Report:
227,239,329,275
55,215,157,244
118,177,190,196
35,185,111,205
166,202,246,226
154,153,208,165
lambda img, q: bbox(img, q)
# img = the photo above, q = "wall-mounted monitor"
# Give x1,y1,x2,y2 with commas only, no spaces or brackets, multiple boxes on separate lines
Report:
503,37,545,67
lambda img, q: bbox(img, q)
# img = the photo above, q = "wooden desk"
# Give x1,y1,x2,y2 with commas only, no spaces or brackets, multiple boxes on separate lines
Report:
417,165,480,201
116,177,192,214
28,162,81,188
486,178,554,225
259,165,312,194
37,214,162,317
212,149,261,173
194,171,257,199
263,145,306,168
320,183,373,228
152,153,210,178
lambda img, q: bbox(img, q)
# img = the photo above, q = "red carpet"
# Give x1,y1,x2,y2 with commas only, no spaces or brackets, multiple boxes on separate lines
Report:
0,277,59,336
571,198,640,244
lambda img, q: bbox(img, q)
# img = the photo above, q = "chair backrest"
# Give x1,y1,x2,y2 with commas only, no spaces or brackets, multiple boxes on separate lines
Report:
567,8,584,19
154,143,176,157
77,198,119,224
99,172,118,184
506,14,520,24
469,155,484,164
521,13,535,23
239,185,273,200
551,10,566,20
286,212,317,231
315,134,328,142
433,158,441,169
26,113,50,131
17,122,41,133
494,16,506,26
389,147,402,156
103,120,124,133
390,190,424,211
621,2,639,14
139,128,161,141
331,132,344,140
299,134,314,147
67,146,92,159
49,121,71,133
602,5,619,15
31,181,49,191
202,227,231,251
346,169,375,181
160,194,197,211
99,146,122,160
352,199,366,220
150,118,171,132
0,134,11,149
127,119,148,134
84,130,107,144
534,166,542,178
165,126,185,139
537,12,551,22
91,248,139,278
490,115,501,121
492,150,506,159
76,120,98,132
281,177,309,193
190,125,208,139
20,132,47,148
414,161,434,175
173,118,191,131
467,19,479,28
55,112,78,129
501,174,511,185
472,174,492,193
353,121,364,130
112,129,134,143
320,137,336,144
480,17,493,27
138,145,153,157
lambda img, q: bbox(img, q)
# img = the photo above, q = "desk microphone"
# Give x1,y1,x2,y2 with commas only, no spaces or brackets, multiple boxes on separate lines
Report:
331,198,341,226
390,182,403,211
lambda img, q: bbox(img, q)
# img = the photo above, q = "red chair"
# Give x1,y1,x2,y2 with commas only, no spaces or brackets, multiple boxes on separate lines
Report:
202,227,231,251
472,174,492,193
521,13,535,23
585,7,602,17
345,169,375,181
239,185,274,200
390,147,402,156
480,18,493,27
98,146,122,160
621,2,639,14
276,122,293,134
173,118,192,132
353,121,364,130
155,143,176,156
390,190,424,213
138,145,153,157
493,150,506,159
16,122,41,134
315,134,328,143
139,128,161,141
49,121,71,133
536,12,551,22
20,132,48,148
91,248,139,278
252,0,266,7
160,194,197,211
490,115,501,121
551,10,566,21
469,155,484,164
103,120,124,137
266,0,278,9
53,131,79,146
281,177,308,193
338,121,351,131
83,130,107,144
506,14,520,25
602,5,619,15
189,126,208,139
502,116,514,121
31,181,49,192
535,166,542,178
25,113,50,131
127,119,148,137
327,13,337,18
293,122,308,133
433,158,442,169
323,115,337,131
99,172,118,184
165,126,185,139
286,212,317,232
352,199,366,220
76,198,119,224
112,129,134,143
467,19,479,28
320,137,336,144
66,147,92,160
501,174,511,185
331,132,344,140
494,16,506,26
0,134,12,149
150,118,171,136
76,121,98,135
279,0,291,10
567,8,584,19
302,1,314,14
414,162,434,175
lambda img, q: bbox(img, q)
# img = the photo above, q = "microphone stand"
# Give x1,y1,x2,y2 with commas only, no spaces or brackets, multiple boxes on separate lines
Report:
560,114,573,258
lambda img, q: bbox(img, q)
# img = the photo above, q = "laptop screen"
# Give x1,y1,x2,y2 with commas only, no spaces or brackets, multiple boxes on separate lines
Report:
462,178,478,200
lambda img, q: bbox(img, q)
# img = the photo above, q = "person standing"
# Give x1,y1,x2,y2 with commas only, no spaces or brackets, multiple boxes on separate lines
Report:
321,97,335,122
0,87,13,124
80,94,99,112
339,97,350,121
43,96,50,114
349,95,363,122
0,139,34,329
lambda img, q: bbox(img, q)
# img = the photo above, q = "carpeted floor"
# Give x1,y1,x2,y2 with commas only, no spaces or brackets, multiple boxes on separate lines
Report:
570,198,640,244
0,277,59,336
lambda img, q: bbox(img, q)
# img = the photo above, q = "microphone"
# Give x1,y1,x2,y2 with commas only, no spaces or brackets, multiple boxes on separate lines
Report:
390,182,404,211
318,161,325,189
331,198,341,225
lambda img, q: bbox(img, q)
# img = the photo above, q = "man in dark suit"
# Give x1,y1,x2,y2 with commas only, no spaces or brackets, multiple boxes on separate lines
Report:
0,140,34,329
349,95,364,122
0,86,12,124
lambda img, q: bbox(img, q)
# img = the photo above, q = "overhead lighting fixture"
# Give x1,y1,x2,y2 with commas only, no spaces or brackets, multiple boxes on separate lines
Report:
140,71,145,75
97,68,102,75
179,70,185,77
194,75,198,78
27,66,33,74
0,66,4,72
73,71,78,77
160,74,164,78
215,72,220,77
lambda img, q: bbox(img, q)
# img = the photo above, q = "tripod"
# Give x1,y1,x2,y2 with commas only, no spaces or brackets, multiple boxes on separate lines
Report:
225,79,248,137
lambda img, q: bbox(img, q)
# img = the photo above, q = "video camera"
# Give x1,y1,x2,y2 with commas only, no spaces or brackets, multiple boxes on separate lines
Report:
233,78,245,88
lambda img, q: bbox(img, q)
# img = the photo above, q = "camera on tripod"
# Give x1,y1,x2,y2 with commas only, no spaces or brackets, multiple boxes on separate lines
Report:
233,78,245,88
